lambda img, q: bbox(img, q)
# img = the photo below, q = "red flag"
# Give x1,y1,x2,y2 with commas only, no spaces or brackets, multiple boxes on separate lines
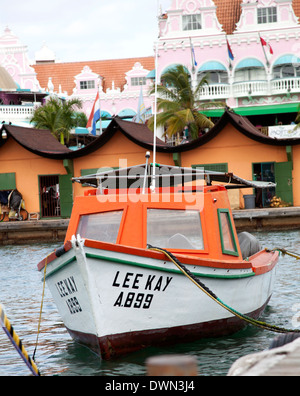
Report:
260,37,274,55
227,39,234,61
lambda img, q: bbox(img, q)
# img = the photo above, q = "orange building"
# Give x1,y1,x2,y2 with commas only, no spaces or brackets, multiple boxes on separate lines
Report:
0,110,298,220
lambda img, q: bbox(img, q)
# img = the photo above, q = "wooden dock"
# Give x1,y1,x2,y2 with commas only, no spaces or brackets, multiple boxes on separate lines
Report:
0,219,69,245
228,338,300,376
233,206,300,232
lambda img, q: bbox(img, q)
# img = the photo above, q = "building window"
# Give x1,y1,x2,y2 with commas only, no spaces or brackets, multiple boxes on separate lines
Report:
39,175,60,218
198,71,228,85
182,14,202,31
0,173,16,190
80,80,95,90
192,163,229,173
235,68,267,82
258,7,277,24
273,65,300,79
131,77,146,86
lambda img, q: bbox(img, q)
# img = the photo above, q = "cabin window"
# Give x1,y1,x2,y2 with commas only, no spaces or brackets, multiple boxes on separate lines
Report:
77,210,123,243
147,209,204,250
217,209,239,256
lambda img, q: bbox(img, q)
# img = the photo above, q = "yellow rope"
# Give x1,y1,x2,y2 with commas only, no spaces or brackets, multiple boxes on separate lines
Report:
273,248,300,260
33,254,49,361
149,246,300,334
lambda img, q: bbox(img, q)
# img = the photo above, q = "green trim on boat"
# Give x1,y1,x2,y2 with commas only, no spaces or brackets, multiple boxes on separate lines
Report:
44,256,76,280
44,251,255,281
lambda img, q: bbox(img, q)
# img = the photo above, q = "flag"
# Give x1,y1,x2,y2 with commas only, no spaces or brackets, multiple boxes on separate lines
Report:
227,39,234,61
189,38,198,69
260,37,274,55
136,86,146,124
191,44,198,67
86,92,101,136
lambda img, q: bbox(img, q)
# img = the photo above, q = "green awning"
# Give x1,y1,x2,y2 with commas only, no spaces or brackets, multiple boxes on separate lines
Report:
274,55,300,66
199,61,227,72
203,103,300,117
202,109,226,117
75,127,89,135
147,69,156,79
235,103,299,116
118,109,136,118
236,59,264,69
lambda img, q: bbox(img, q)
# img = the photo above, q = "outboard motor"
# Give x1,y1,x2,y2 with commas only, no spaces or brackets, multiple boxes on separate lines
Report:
238,232,262,259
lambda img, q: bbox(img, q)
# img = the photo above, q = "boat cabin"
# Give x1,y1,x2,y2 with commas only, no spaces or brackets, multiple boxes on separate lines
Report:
67,164,275,263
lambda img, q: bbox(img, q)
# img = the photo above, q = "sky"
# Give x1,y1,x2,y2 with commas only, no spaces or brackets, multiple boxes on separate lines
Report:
0,0,171,63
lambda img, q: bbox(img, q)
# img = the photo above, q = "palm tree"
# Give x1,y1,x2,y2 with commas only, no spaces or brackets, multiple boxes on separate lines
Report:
30,97,83,145
73,111,88,128
148,64,224,140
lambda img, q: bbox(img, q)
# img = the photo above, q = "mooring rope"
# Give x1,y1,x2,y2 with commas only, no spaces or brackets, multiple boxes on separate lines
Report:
272,248,300,260
33,254,49,362
148,245,300,335
0,303,41,376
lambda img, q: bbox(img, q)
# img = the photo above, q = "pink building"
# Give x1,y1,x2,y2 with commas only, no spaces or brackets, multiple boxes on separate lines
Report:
0,27,40,91
157,0,300,128
0,27,46,126
1,0,300,135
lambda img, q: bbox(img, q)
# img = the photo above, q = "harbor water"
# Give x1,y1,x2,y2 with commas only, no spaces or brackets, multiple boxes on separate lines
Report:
0,230,299,376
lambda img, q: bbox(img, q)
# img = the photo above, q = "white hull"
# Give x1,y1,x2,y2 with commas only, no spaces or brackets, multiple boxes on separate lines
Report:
44,238,277,359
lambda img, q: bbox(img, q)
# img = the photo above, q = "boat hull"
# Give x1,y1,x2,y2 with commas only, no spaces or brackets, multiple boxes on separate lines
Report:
42,238,277,360
67,301,270,359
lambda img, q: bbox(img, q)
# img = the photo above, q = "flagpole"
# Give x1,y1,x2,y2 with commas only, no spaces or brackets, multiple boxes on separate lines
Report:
150,1,160,193
98,80,102,135
258,32,270,67
151,40,159,194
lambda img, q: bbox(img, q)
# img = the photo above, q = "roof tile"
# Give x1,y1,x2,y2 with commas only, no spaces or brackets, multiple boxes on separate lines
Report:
33,57,155,96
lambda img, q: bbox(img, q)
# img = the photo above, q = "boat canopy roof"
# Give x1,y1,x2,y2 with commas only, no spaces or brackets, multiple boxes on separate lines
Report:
72,164,276,191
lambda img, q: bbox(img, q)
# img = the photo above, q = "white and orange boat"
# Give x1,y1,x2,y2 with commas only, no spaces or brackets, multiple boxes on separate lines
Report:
38,164,279,360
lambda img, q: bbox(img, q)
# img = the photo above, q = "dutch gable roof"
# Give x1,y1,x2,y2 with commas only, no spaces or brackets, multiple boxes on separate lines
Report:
33,57,155,96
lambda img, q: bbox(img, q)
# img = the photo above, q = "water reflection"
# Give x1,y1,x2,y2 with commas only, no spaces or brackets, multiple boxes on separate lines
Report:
0,232,299,376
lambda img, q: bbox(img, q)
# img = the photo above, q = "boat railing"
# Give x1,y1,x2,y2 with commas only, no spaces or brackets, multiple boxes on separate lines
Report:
72,163,276,193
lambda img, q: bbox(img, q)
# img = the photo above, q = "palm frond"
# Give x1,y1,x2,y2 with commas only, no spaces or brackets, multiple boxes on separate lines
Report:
148,64,220,140
30,97,83,145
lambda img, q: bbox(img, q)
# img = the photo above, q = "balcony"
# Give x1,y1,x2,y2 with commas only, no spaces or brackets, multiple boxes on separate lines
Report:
199,84,230,100
200,77,300,101
233,81,268,98
0,105,37,125
271,78,300,95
